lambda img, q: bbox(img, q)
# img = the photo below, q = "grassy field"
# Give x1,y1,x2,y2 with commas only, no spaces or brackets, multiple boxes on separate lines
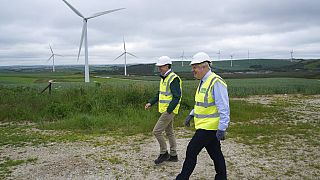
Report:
0,72,319,132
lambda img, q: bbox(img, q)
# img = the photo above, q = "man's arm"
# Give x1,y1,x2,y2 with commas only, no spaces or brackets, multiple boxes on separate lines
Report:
148,91,159,106
212,81,230,131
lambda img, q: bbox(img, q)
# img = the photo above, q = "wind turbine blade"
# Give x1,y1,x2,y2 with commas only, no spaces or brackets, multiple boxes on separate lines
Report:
62,0,84,18
87,8,125,19
123,37,126,51
127,52,137,58
114,52,125,60
49,44,54,54
77,20,86,61
47,55,54,61
55,54,64,57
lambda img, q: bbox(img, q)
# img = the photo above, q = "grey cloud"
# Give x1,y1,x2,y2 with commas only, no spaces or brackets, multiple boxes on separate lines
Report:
0,0,319,65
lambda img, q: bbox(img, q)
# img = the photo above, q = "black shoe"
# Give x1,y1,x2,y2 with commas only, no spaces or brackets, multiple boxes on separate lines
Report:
154,152,169,164
166,155,178,162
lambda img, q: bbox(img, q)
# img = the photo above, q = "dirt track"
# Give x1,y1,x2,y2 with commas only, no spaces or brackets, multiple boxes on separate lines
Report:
0,133,281,179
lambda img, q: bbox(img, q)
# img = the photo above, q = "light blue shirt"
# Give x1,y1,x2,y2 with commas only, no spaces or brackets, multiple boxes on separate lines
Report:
190,70,230,131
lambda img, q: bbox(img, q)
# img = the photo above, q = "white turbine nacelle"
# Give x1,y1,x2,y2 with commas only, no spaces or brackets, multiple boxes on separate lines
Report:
114,37,137,76
62,0,125,82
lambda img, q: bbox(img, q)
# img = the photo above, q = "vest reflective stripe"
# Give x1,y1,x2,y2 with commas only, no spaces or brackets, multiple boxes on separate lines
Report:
159,100,171,103
195,113,220,118
194,72,227,130
195,102,215,107
196,76,226,108
158,72,182,114
159,74,176,96
159,91,172,96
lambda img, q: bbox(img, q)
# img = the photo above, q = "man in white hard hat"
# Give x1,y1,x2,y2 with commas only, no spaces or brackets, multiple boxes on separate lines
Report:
176,52,229,179
145,56,182,164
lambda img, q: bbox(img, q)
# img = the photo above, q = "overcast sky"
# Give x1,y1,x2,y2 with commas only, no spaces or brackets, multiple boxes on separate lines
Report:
0,0,319,66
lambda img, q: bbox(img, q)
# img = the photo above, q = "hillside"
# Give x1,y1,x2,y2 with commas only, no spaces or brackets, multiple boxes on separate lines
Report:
1,59,319,79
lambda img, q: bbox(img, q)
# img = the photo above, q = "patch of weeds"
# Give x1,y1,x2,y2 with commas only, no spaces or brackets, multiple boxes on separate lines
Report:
93,140,114,147
310,162,320,170
103,155,122,165
0,123,93,147
0,157,37,179
230,100,277,123
284,169,295,177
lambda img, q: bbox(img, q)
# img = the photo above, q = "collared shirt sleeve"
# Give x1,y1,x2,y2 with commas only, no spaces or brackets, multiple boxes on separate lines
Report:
148,91,159,106
212,81,230,131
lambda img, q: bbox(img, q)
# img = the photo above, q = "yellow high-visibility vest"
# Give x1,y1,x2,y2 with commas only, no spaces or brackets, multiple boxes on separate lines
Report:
194,72,227,130
158,72,182,114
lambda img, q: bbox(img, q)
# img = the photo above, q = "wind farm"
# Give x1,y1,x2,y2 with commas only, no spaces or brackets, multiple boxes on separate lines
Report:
0,0,320,179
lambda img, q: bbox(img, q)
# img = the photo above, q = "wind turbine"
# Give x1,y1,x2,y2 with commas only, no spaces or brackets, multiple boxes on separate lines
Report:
180,50,186,67
62,0,125,82
290,49,294,62
230,54,233,67
217,50,221,60
47,44,63,72
114,37,137,76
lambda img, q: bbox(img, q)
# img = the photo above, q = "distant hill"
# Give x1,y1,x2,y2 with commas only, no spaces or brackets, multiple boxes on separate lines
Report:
1,59,319,79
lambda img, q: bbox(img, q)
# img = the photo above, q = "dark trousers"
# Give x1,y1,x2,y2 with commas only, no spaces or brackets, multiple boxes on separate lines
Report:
176,129,227,180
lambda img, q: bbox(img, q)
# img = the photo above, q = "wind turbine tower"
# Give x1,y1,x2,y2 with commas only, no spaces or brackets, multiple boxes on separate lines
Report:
230,54,233,67
114,37,137,76
180,50,186,67
47,44,63,72
290,49,294,62
217,50,221,60
62,0,125,82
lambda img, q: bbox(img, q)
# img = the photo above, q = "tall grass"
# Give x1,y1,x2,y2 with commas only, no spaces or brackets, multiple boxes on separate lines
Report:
0,77,319,135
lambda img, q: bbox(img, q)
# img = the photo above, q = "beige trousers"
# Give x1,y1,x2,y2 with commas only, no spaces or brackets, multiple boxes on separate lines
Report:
153,112,177,156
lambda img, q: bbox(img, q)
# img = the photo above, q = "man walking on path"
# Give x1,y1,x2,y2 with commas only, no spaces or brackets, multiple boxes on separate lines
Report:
176,52,230,180
145,56,182,165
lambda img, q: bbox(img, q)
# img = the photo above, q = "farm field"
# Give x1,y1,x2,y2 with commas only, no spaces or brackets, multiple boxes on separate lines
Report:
0,72,319,179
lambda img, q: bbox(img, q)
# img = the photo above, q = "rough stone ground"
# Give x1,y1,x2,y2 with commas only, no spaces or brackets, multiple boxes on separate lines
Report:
1,95,319,179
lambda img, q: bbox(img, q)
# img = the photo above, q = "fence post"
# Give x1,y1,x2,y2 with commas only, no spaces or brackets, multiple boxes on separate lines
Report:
41,80,54,94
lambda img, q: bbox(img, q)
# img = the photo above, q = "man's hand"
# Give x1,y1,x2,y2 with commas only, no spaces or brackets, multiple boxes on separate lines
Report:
216,130,225,141
145,103,151,110
184,115,194,127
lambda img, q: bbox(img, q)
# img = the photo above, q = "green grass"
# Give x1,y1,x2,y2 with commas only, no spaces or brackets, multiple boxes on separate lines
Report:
0,73,319,147
228,98,320,146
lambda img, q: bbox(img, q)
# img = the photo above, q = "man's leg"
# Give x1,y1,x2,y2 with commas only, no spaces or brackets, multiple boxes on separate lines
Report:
153,112,172,154
164,113,177,156
205,130,227,180
176,130,206,180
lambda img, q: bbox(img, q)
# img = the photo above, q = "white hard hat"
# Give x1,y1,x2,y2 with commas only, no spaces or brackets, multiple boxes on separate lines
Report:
190,52,211,65
156,56,172,66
